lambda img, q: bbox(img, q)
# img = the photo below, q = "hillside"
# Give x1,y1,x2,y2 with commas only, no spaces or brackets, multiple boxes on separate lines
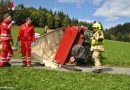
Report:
103,40,130,67
104,22,130,42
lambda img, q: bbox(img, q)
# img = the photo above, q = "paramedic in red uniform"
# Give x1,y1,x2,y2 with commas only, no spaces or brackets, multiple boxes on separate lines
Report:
17,18,35,67
0,13,15,67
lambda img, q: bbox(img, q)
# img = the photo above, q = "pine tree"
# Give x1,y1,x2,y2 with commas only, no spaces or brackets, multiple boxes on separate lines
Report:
99,22,103,31
0,0,4,7
54,14,61,29
63,16,70,27
15,4,25,10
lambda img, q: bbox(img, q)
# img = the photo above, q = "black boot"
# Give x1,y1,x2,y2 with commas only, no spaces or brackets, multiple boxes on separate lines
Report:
93,69,103,73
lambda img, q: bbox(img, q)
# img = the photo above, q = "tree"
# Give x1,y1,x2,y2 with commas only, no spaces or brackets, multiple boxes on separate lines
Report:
57,11,65,23
104,22,130,42
71,18,78,26
99,22,103,31
0,0,4,7
46,13,54,29
63,16,70,27
104,29,110,39
15,4,25,10
39,6,42,10
54,15,61,29
13,10,31,25
30,10,47,27
88,23,93,31
4,0,10,7
78,21,88,27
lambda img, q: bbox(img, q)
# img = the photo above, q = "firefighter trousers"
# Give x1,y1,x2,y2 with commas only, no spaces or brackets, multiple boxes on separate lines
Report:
92,50,102,69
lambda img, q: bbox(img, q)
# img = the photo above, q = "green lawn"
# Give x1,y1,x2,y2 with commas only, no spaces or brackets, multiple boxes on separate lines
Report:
0,67,130,90
103,40,130,67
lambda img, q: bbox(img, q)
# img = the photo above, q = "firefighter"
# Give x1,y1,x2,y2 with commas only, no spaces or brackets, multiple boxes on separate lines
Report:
17,18,35,67
0,13,15,67
91,23,104,73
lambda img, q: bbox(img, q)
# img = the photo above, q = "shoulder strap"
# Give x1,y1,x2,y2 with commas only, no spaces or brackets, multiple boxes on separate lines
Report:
99,30,102,36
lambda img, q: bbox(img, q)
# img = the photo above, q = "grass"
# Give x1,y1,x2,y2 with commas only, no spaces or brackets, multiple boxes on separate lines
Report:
0,67,130,90
103,40,130,67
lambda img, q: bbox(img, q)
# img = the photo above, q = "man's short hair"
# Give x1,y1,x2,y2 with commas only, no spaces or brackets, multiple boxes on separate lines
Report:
26,18,32,22
4,13,11,19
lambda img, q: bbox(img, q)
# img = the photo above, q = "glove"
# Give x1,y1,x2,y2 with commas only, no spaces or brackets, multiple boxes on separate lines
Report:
16,41,19,46
32,42,35,47
11,21,16,24
11,40,14,45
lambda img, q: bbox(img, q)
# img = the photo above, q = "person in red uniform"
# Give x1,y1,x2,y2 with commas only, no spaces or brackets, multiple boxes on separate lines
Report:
0,13,15,67
17,18,35,67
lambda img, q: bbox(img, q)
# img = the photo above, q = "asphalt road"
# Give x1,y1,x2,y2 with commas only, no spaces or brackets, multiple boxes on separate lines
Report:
10,59,130,75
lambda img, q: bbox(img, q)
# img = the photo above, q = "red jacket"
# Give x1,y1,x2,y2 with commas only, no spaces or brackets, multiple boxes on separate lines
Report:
18,23,35,42
0,19,12,41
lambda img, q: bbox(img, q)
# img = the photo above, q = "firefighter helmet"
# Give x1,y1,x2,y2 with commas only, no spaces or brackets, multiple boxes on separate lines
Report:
92,23,101,30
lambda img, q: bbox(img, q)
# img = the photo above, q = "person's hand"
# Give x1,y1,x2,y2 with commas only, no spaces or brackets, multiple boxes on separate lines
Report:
16,41,19,46
8,23,13,29
11,21,16,25
90,37,94,40
32,42,35,46
11,40,14,45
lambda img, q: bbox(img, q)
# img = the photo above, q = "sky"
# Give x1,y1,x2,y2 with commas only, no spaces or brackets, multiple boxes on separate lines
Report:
12,0,130,29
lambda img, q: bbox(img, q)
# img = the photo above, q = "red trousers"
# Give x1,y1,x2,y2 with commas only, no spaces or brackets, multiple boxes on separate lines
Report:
0,41,13,66
20,41,32,65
